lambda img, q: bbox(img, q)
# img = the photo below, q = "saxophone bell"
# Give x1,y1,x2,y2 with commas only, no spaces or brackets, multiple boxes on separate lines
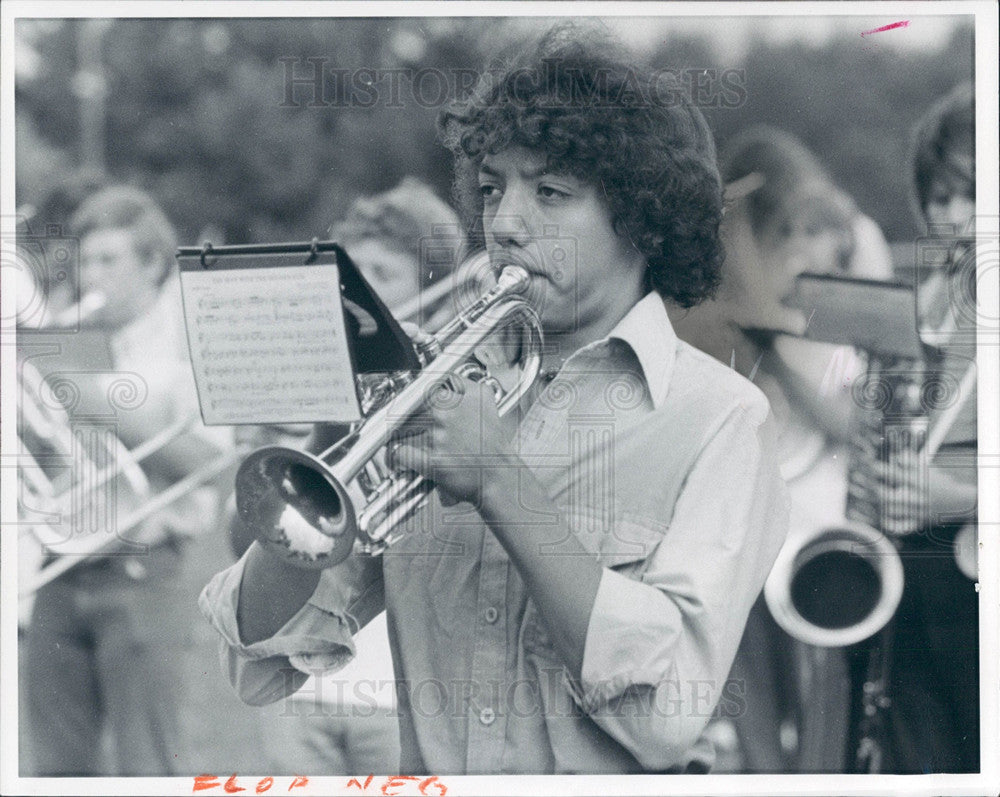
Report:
764,352,920,648
764,519,905,648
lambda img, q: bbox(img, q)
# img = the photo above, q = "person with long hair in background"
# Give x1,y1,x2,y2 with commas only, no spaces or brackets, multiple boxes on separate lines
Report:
858,82,979,774
670,125,895,772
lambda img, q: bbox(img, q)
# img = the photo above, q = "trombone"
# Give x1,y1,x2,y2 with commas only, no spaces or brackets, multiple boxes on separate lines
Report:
20,443,239,596
17,361,239,598
389,252,494,332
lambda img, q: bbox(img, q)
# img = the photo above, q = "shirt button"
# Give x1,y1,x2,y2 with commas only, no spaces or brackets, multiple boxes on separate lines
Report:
484,606,499,624
479,707,496,726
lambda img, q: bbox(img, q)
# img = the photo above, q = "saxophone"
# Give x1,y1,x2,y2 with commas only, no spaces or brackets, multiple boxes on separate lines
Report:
763,348,924,650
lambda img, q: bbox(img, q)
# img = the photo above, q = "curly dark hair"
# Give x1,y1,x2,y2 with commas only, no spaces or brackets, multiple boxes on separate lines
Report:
438,22,723,308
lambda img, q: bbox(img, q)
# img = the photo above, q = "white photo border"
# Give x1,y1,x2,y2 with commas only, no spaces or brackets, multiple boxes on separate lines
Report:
2,2,997,795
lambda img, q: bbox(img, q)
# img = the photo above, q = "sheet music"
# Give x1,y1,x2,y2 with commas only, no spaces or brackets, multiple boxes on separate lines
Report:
180,264,361,424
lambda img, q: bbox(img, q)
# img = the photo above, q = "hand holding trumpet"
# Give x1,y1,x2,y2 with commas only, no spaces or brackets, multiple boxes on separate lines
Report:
387,373,522,508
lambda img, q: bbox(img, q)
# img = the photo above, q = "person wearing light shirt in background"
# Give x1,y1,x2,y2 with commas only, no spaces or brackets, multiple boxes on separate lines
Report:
202,23,788,774
669,126,895,772
23,186,231,776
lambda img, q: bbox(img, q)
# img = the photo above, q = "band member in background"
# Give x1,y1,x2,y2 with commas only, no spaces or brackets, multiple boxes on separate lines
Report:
14,170,108,328
245,178,465,775
202,23,787,774
330,176,468,330
23,186,230,775
864,82,978,774
670,126,894,772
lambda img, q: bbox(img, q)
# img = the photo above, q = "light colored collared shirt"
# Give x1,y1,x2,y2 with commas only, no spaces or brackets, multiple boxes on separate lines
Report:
286,610,397,711
111,274,230,542
200,292,788,774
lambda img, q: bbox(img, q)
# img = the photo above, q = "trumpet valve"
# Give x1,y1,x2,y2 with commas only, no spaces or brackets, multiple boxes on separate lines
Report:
359,459,390,493
413,333,444,365
358,473,426,536
361,479,432,547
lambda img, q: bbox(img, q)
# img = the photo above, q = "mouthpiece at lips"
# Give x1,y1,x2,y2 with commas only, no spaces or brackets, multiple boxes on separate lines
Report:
77,291,107,317
55,291,107,326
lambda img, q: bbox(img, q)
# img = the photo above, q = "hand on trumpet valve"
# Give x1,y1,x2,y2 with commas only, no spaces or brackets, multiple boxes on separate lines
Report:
386,374,517,508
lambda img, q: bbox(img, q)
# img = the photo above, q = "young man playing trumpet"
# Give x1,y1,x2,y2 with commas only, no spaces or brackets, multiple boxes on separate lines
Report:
202,24,788,774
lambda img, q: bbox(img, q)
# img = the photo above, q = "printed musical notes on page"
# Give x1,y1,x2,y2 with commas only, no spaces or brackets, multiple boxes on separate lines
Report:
180,265,361,425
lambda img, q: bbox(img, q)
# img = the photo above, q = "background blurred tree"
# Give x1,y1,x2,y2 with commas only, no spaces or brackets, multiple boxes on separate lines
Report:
15,17,975,247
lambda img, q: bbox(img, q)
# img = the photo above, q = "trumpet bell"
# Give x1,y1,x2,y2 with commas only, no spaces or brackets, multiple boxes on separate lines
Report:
235,446,357,568
764,521,904,648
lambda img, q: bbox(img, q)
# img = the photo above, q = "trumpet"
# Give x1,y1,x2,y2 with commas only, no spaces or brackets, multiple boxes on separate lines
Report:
234,265,543,568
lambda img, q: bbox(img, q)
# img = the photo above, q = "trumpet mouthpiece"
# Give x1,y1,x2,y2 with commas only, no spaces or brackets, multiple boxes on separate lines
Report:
52,291,107,327
78,292,107,318
496,265,530,294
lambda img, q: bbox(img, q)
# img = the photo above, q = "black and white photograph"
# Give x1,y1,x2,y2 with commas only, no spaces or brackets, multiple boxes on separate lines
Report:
1,3,997,796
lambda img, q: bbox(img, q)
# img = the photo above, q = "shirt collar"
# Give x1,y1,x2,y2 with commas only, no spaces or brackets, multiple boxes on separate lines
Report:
571,292,676,410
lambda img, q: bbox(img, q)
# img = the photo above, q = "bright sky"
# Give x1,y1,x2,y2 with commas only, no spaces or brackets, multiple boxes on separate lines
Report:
606,15,965,61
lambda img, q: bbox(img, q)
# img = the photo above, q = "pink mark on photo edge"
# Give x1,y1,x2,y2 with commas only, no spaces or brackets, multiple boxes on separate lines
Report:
861,20,911,37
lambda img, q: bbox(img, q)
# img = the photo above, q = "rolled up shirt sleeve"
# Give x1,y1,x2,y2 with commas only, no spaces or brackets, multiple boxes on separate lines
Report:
198,548,384,706
569,404,789,770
